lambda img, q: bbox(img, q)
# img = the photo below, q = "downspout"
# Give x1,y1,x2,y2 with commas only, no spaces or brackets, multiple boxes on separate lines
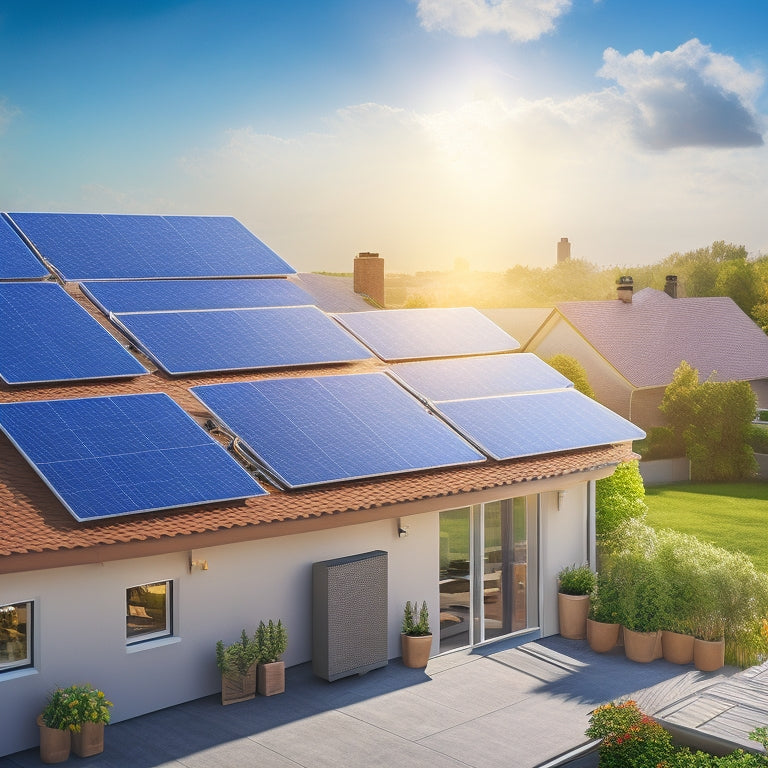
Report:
587,480,597,570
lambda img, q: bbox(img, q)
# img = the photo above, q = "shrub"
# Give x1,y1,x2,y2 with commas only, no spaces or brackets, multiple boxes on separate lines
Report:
596,461,648,548
589,570,622,624
216,629,259,676
545,354,596,399
256,619,288,664
557,563,597,596
636,426,686,460
748,424,768,454
402,601,431,636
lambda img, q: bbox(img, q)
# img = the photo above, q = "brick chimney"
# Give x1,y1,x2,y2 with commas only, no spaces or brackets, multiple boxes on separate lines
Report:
353,252,385,307
616,275,633,303
664,275,678,298
557,237,571,264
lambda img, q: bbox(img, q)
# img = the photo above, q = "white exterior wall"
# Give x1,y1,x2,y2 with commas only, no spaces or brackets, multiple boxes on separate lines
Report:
0,478,596,756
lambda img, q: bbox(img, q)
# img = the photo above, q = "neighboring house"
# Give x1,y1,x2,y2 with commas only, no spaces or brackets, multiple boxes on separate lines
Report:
481,308,552,348
0,213,641,755
524,280,768,429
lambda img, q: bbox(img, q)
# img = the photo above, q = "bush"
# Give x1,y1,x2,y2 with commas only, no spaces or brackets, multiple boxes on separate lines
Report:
557,563,597,595
256,619,287,664
216,629,259,676
596,461,648,547
545,354,596,399
589,570,622,624
748,424,768,454
636,426,686,460
402,601,431,636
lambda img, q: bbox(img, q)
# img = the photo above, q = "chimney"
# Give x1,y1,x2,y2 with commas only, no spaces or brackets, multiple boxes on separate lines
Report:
664,274,678,298
353,252,385,307
557,237,571,264
616,275,633,303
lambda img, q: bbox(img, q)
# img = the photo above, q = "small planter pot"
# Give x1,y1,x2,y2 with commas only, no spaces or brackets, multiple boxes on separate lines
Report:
662,631,695,665
221,662,257,705
558,593,590,640
37,716,71,764
623,628,662,663
587,619,620,653
258,661,285,696
401,633,433,668
694,637,725,672
72,721,105,757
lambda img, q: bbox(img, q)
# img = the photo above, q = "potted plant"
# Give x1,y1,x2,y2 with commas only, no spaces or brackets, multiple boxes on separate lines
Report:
256,619,288,696
557,563,597,640
586,570,621,653
69,684,113,757
401,600,432,668
38,688,75,764
216,629,259,705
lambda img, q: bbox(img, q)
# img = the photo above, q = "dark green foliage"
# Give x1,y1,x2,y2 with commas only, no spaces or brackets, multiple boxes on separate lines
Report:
545,353,596,398
589,570,621,624
557,563,597,595
635,426,686,460
747,424,768,454
661,362,757,482
256,619,288,663
216,629,259,675
596,460,648,544
402,600,431,636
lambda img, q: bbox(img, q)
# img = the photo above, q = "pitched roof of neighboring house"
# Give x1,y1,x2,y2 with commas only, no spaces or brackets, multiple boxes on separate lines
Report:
481,308,553,348
0,212,640,573
291,273,372,312
554,288,768,388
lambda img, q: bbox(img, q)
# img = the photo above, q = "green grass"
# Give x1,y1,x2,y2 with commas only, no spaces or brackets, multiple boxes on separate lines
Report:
645,482,768,573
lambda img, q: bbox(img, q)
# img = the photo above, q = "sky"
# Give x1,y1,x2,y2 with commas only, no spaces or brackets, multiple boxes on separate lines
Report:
0,0,767,273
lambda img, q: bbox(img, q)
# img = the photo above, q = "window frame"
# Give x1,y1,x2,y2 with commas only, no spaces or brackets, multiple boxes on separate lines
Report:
0,600,33,673
126,580,172,645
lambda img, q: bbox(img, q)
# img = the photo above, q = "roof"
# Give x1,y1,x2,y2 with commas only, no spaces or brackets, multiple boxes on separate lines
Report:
0,214,638,571
555,288,768,388
481,308,552,348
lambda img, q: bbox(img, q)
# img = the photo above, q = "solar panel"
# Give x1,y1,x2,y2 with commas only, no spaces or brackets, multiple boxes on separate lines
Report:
390,354,573,402
111,306,372,375
0,393,267,522
0,214,48,280
434,388,646,461
7,213,295,280
190,373,486,488
81,278,314,314
334,307,520,361
0,282,148,385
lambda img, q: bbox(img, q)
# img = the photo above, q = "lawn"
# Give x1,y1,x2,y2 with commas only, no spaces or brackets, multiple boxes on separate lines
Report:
645,482,768,573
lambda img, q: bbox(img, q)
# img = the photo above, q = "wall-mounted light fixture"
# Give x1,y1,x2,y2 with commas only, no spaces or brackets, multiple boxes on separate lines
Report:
397,518,410,538
557,490,566,511
188,556,209,573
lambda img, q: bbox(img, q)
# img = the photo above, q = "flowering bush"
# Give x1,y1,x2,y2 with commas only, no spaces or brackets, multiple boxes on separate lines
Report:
40,684,112,732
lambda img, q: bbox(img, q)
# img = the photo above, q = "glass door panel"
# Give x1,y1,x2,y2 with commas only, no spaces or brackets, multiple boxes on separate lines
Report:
439,507,471,653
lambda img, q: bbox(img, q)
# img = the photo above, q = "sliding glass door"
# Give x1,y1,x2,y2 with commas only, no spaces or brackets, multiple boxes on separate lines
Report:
439,497,538,653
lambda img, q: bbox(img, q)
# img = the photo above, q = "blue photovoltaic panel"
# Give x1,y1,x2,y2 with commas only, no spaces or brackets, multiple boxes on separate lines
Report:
7,213,295,280
0,393,267,522
435,388,646,461
334,307,520,362
112,305,372,375
190,373,486,488
81,278,314,314
0,215,48,280
390,354,573,402
0,282,148,385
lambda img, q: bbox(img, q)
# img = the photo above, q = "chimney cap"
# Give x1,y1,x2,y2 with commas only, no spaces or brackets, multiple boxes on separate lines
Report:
616,275,634,285
665,274,677,282
356,252,380,259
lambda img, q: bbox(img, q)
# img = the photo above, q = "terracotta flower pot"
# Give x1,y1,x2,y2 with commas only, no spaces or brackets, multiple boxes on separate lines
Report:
558,593,590,640
694,637,725,672
623,628,662,663
401,633,432,668
72,721,105,757
258,661,285,696
662,630,694,665
587,618,620,653
37,715,71,764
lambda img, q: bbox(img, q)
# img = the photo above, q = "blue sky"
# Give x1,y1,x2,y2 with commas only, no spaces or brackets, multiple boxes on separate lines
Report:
1,0,766,273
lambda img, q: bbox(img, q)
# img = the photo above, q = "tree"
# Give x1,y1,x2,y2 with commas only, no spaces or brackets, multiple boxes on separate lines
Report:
714,259,761,315
545,354,596,399
661,362,757,481
595,460,648,547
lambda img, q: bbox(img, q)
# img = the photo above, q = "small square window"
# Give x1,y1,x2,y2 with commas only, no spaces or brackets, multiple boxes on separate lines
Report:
0,601,32,671
126,581,171,643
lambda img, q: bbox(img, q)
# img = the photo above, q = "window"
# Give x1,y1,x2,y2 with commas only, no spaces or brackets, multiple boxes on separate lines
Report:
126,581,171,643
0,601,32,671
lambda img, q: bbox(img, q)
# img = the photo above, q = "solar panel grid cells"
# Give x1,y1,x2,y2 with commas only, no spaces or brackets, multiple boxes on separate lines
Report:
0,282,148,384
334,307,521,362
112,306,371,375
0,394,266,521
191,374,486,489
0,215,49,279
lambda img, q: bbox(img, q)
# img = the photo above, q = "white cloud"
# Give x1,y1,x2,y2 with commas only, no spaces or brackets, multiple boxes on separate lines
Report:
598,39,764,149
416,0,572,42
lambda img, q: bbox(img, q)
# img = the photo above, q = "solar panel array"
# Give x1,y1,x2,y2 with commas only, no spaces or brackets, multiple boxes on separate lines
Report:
0,214,48,280
334,307,520,361
0,282,148,385
7,213,295,281
0,393,266,521
190,373,486,488
436,389,646,461
112,306,372,375
390,353,572,402
81,278,314,314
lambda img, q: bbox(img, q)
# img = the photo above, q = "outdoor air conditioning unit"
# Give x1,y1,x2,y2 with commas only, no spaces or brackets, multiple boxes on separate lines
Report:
312,550,389,681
